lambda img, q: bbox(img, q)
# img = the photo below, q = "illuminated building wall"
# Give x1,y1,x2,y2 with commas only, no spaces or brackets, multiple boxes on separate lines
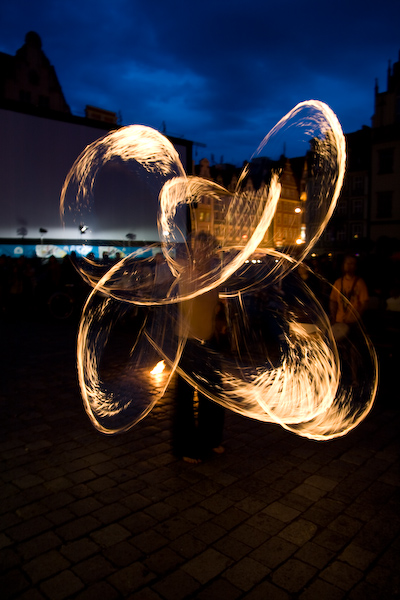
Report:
191,157,305,250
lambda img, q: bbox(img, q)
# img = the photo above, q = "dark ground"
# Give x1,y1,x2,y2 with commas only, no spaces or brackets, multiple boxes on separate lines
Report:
0,312,399,599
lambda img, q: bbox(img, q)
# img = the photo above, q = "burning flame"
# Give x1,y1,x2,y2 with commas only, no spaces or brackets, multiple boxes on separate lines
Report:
150,360,166,375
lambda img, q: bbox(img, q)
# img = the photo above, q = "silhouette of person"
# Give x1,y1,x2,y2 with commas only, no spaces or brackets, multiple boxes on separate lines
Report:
172,233,225,464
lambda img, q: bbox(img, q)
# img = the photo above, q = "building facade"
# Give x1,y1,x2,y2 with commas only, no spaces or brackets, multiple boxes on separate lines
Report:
0,32,193,259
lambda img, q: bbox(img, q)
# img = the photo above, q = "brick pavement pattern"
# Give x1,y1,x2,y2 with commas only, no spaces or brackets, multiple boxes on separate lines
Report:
0,317,399,599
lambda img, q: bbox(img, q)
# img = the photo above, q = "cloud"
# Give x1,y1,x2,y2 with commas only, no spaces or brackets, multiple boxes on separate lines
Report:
0,0,398,165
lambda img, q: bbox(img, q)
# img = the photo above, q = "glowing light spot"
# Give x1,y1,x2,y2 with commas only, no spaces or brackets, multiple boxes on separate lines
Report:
150,360,166,375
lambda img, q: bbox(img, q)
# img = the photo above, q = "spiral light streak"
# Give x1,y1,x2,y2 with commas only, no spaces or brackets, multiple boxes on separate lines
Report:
62,100,378,440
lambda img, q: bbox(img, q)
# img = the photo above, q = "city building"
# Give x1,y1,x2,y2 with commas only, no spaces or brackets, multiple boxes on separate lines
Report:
0,32,193,259
370,54,400,246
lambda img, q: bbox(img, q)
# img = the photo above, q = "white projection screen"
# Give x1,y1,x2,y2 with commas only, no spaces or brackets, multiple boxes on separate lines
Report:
0,108,190,247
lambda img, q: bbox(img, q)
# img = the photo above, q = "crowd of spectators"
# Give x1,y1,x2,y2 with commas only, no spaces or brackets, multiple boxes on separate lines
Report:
1,251,399,354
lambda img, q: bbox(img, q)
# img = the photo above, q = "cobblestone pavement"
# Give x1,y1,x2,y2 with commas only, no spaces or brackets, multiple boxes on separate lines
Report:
0,316,399,599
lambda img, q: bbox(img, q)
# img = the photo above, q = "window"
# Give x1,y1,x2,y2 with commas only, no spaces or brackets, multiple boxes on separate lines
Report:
378,148,394,174
352,176,365,196
352,223,363,239
352,199,363,216
376,191,393,218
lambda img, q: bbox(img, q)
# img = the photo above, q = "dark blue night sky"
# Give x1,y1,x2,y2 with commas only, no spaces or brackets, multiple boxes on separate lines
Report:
0,0,399,166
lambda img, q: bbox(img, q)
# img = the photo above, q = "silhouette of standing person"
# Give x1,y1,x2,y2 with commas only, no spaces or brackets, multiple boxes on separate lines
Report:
172,233,225,464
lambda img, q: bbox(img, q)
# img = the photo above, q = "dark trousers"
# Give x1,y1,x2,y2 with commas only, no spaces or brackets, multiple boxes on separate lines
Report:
172,339,225,459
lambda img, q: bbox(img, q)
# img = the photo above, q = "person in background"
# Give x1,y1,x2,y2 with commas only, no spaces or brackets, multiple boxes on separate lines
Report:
329,254,369,339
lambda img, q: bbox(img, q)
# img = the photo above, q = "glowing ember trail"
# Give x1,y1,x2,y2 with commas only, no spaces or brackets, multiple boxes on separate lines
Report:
62,101,378,439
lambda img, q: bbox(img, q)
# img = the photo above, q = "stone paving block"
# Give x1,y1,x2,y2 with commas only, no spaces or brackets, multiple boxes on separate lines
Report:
304,474,338,492
240,579,291,600
170,533,208,559
39,569,85,600
0,532,12,550
338,542,376,570
263,501,301,523
299,577,346,599
14,587,47,600
155,514,195,541
144,501,178,523
69,483,94,499
151,568,200,600
328,476,372,503
7,515,53,542
70,497,104,517
182,547,232,584
72,554,116,584
271,557,317,594
92,501,131,525
73,580,120,600
103,540,142,567
219,484,249,503
321,560,363,591
131,529,169,553
164,488,205,511
0,483,20,501
250,535,298,569
312,529,348,552
129,587,164,600
191,520,226,544
47,507,75,526
279,491,315,512
270,477,298,494
247,511,285,537
230,522,270,548
294,541,335,569
120,492,151,513
57,515,101,542
278,519,317,546
87,476,116,493
42,490,75,510
352,514,398,553
365,562,400,596
291,482,328,502
23,549,71,584
214,533,252,561
233,496,268,515
194,577,242,600
223,555,269,591
16,501,49,521
357,480,397,507
0,567,31,597
120,511,157,536
347,579,386,600
18,531,63,561
0,546,20,572
180,505,212,525
144,546,184,575
301,505,337,527
90,523,131,548
13,473,45,489
327,514,363,538
65,468,97,485
211,506,248,531
199,493,235,514
60,537,99,563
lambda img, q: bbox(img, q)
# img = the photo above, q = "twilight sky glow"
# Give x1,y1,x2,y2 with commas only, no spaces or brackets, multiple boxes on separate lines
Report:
0,0,399,166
